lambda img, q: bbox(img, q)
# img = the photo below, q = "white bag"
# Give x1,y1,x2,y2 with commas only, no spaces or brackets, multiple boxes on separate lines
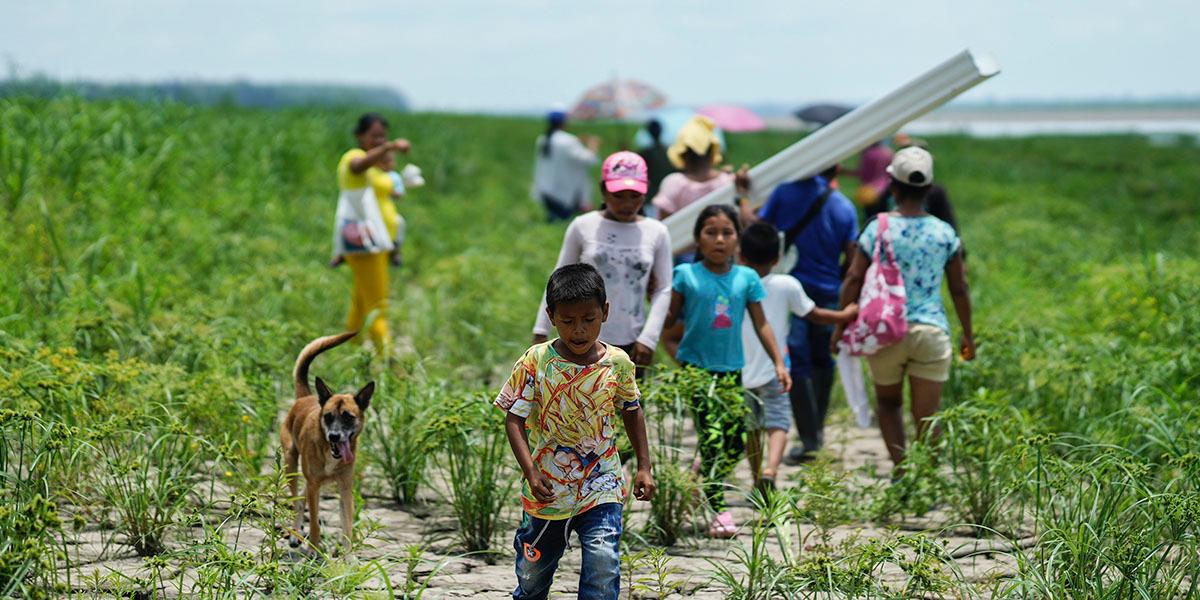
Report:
331,186,395,258
836,347,873,428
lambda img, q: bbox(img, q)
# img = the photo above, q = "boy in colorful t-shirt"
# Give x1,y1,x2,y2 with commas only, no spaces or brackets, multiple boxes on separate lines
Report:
496,263,655,600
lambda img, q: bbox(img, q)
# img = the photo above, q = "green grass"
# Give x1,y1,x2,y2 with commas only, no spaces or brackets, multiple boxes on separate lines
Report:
1,95,1198,596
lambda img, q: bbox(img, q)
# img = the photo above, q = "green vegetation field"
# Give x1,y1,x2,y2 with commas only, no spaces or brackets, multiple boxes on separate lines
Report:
1,96,1198,598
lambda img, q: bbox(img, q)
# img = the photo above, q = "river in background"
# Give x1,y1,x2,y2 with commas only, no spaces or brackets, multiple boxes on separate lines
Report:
764,107,1200,141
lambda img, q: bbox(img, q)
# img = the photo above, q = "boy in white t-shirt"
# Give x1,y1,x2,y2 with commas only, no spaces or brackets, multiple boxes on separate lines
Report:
739,223,857,492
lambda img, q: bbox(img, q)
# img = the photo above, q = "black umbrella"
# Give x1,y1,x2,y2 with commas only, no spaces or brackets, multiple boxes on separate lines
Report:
794,103,854,126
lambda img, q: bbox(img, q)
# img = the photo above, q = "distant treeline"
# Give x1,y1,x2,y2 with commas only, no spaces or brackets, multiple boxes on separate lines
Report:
0,76,409,110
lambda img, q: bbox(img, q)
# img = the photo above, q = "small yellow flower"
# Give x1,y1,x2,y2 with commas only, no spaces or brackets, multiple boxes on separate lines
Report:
241,415,252,424
224,471,233,478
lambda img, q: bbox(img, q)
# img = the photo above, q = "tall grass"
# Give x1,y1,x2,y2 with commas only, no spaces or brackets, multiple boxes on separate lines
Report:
0,94,1198,595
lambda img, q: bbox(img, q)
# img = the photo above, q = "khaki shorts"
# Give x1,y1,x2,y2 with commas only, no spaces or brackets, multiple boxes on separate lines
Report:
865,324,952,385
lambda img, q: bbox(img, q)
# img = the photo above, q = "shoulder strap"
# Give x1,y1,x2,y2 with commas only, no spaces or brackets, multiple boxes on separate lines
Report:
783,186,834,248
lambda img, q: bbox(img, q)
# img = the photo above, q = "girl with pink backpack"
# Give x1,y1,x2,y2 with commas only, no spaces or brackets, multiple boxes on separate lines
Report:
833,147,975,471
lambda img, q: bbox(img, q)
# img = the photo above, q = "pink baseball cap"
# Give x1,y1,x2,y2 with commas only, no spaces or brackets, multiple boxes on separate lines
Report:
601,151,649,194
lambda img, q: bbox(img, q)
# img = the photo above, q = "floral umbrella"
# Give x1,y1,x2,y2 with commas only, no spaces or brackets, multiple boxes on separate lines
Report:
570,78,667,121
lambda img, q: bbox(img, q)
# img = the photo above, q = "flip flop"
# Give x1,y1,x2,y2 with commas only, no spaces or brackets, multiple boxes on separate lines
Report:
708,511,738,539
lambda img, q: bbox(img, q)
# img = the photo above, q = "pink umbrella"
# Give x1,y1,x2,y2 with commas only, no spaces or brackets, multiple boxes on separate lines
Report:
697,104,766,132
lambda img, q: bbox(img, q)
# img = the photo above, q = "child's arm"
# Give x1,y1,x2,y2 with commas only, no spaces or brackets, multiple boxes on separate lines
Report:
945,252,975,360
621,408,656,501
747,301,792,392
349,140,410,174
805,303,858,325
504,413,555,502
662,290,684,329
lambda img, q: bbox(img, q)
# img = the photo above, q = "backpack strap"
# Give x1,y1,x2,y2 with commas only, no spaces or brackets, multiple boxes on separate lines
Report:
783,185,834,250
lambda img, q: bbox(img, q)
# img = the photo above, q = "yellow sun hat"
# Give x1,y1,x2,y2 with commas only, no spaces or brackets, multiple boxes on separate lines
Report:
667,115,723,169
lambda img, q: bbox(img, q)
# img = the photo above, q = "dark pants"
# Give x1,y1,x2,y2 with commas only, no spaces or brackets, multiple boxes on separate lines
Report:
682,364,744,512
512,504,622,600
541,194,575,223
788,285,839,454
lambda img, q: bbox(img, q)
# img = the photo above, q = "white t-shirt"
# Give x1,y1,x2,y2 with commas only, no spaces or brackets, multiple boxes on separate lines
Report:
741,273,816,388
534,212,673,348
531,131,597,210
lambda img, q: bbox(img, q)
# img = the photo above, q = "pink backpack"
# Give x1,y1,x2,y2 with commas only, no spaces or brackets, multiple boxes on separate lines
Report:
841,214,908,356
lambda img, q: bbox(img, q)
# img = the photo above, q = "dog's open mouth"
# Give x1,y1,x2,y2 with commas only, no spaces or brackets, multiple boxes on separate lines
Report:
330,440,355,464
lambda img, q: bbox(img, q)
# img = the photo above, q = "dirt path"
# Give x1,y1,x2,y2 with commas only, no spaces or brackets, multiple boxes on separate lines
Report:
61,417,1021,598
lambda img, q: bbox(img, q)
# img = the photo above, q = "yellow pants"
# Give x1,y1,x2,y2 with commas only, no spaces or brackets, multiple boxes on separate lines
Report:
346,252,390,352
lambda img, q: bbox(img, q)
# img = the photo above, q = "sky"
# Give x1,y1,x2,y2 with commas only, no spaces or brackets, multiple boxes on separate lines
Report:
2,0,1197,112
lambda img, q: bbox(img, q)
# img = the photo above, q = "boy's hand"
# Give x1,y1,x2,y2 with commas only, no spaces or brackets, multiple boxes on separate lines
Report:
632,467,655,501
525,470,556,502
843,303,859,321
630,342,654,365
390,138,411,153
775,365,792,392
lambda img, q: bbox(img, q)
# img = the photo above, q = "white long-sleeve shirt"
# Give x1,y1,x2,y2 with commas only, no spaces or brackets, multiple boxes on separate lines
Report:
534,212,673,348
531,131,598,210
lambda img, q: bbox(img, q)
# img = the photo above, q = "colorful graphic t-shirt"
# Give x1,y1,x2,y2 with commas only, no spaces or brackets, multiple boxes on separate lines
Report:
494,342,641,520
858,215,961,332
673,263,766,372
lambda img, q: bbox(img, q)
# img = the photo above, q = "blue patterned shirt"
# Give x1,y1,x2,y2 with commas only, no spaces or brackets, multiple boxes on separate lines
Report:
858,215,961,332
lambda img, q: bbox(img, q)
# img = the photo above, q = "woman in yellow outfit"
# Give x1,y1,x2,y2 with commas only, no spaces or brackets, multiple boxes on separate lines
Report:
335,113,410,352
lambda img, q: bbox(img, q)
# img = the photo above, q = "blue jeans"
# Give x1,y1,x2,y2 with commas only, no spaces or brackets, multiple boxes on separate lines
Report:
512,503,622,600
788,285,839,454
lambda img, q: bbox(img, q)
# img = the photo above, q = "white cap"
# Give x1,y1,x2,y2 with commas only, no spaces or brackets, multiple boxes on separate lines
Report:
886,146,934,186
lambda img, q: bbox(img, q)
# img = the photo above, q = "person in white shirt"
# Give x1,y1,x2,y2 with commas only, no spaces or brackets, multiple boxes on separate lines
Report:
739,223,857,492
531,109,600,222
533,152,672,369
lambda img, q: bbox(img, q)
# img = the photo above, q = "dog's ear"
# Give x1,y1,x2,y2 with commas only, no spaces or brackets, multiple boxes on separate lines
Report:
354,381,375,411
315,377,334,407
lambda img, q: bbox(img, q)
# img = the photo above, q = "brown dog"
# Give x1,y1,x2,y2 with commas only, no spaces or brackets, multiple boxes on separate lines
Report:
280,331,374,551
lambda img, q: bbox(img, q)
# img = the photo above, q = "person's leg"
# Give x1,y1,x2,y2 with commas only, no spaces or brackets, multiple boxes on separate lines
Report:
805,290,839,450
764,429,788,479
908,376,944,445
786,313,820,461
690,386,722,509
904,325,953,446
761,379,792,480
865,335,909,470
743,385,766,481
512,513,568,600
874,382,906,468
358,253,391,352
345,254,370,334
573,503,623,600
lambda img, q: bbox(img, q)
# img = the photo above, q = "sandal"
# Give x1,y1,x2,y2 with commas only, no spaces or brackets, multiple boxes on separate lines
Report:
708,511,738,539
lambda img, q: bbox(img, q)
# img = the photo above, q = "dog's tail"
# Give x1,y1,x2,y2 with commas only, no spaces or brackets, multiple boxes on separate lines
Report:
293,331,358,398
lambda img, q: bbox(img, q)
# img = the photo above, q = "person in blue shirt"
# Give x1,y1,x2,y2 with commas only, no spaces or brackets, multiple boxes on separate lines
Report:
742,165,859,464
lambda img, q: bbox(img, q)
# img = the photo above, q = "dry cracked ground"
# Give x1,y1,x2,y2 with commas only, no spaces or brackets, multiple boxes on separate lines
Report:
59,416,1026,598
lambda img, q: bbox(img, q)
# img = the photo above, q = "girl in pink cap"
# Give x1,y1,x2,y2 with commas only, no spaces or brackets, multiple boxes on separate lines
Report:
532,152,673,370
